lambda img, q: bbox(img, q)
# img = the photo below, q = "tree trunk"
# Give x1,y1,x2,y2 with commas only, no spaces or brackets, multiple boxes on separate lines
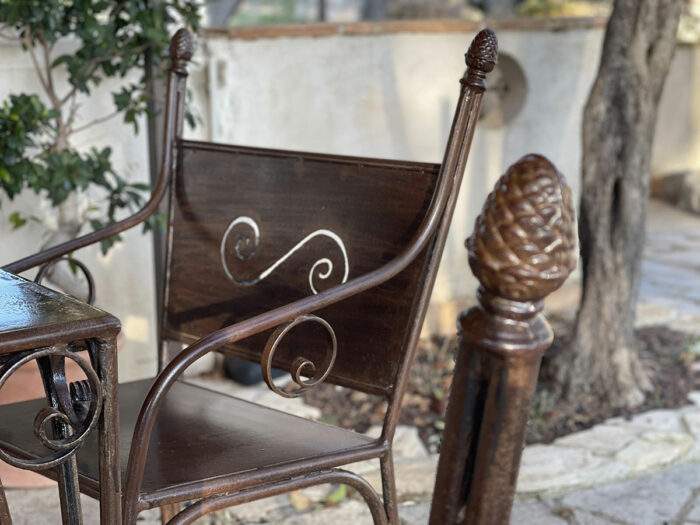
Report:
556,0,683,408
207,0,244,28
481,0,520,17
362,0,388,20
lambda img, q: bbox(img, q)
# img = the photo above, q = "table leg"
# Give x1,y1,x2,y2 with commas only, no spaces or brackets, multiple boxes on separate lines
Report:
36,354,83,525
0,477,11,525
37,356,83,525
94,339,121,524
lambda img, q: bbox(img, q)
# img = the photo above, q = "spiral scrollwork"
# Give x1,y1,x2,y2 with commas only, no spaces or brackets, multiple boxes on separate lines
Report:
0,347,103,471
220,216,349,295
261,315,338,398
34,256,96,305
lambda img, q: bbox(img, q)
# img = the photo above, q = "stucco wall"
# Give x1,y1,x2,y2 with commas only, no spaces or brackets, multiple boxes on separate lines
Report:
192,22,700,318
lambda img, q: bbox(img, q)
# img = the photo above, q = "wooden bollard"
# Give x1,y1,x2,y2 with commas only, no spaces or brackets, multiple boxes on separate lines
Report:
429,154,578,524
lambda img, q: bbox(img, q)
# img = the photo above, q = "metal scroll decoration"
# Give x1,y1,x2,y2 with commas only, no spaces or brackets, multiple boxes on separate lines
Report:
35,256,96,305
0,347,103,471
261,315,338,398
220,216,349,295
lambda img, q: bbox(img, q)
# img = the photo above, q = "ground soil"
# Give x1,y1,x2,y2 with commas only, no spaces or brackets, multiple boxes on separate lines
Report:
302,322,697,453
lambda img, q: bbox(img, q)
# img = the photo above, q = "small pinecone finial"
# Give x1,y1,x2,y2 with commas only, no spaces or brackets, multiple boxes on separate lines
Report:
466,28,498,74
170,28,194,75
464,28,498,91
467,154,577,303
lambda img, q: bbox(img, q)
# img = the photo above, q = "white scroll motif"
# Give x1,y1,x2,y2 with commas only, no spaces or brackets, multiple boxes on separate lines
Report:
220,216,349,295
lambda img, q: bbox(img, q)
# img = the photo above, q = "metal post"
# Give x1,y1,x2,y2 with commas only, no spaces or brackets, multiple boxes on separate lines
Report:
94,338,121,524
429,154,578,524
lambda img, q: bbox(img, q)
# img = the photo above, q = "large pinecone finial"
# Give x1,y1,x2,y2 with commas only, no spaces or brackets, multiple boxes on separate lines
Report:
467,154,577,303
170,28,194,75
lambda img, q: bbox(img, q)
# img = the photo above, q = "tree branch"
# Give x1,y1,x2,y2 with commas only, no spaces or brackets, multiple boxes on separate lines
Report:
24,31,51,98
38,34,61,109
71,110,120,134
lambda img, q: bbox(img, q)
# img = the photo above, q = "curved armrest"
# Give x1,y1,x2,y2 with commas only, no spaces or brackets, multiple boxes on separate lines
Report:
2,32,192,275
120,28,499,518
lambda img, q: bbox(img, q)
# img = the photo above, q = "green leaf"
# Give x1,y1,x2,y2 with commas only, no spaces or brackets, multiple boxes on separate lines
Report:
8,211,27,229
324,484,348,506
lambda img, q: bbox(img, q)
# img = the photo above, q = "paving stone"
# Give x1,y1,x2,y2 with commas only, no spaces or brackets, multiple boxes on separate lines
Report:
570,509,616,524
510,499,567,525
608,409,685,433
554,424,638,456
685,496,700,521
366,425,429,459
689,391,700,408
684,411,700,436
4,488,102,525
363,456,438,498
252,390,322,420
224,494,292,522
635,302,680,327
614,431,693,472
398,501,431,524
347,426,431,490
560,462,700,525
517,445,631,494
277,500,372,524
671,316,700,336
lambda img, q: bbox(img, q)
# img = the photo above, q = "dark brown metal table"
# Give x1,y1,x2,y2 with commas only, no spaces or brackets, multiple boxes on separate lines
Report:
0,269,121,524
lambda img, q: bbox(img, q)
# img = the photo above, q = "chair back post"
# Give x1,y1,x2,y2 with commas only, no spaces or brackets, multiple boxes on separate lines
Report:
157,28,193,367
382,29,497,443
429,155,578,524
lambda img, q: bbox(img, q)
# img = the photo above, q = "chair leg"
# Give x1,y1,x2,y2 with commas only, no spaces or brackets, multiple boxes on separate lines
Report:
160,503,181,523
0,477,12,525
380,453,399,524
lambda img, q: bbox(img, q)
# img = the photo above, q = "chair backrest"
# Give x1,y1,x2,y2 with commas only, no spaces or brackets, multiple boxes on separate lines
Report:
162,141,441,396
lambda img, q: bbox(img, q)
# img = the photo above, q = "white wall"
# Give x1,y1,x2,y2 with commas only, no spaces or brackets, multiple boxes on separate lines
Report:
0,41,158,381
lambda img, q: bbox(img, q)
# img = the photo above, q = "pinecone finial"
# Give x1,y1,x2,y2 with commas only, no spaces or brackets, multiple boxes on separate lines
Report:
467,154,577,303
463,28,498,91
170,28,194,75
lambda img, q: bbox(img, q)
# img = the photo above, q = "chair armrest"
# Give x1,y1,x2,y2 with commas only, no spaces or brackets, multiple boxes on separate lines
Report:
2,32,192,275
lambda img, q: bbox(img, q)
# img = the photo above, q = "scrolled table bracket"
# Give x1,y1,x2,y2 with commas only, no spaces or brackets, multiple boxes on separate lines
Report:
0,346,103,471
34,256,96,306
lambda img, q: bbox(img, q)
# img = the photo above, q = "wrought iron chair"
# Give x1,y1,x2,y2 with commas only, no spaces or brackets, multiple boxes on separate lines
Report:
0,27,497,524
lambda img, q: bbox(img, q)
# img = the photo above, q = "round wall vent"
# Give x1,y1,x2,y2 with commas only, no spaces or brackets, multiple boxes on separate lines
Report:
477,53,527,129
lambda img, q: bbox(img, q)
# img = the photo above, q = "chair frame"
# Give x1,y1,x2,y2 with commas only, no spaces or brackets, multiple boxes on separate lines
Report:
2,28,498,524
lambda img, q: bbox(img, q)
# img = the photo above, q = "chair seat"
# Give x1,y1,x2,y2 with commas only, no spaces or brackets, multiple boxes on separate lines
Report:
0,379,378,506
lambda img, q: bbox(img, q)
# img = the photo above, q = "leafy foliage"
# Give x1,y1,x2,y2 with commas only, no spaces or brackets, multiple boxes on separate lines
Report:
0,1,200,254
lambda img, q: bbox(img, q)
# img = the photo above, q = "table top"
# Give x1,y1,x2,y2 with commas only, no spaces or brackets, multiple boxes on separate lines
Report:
0,269,120,354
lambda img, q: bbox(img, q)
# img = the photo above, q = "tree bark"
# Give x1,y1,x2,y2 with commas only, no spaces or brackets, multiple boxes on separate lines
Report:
362,0,388,20
556,0,683,408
